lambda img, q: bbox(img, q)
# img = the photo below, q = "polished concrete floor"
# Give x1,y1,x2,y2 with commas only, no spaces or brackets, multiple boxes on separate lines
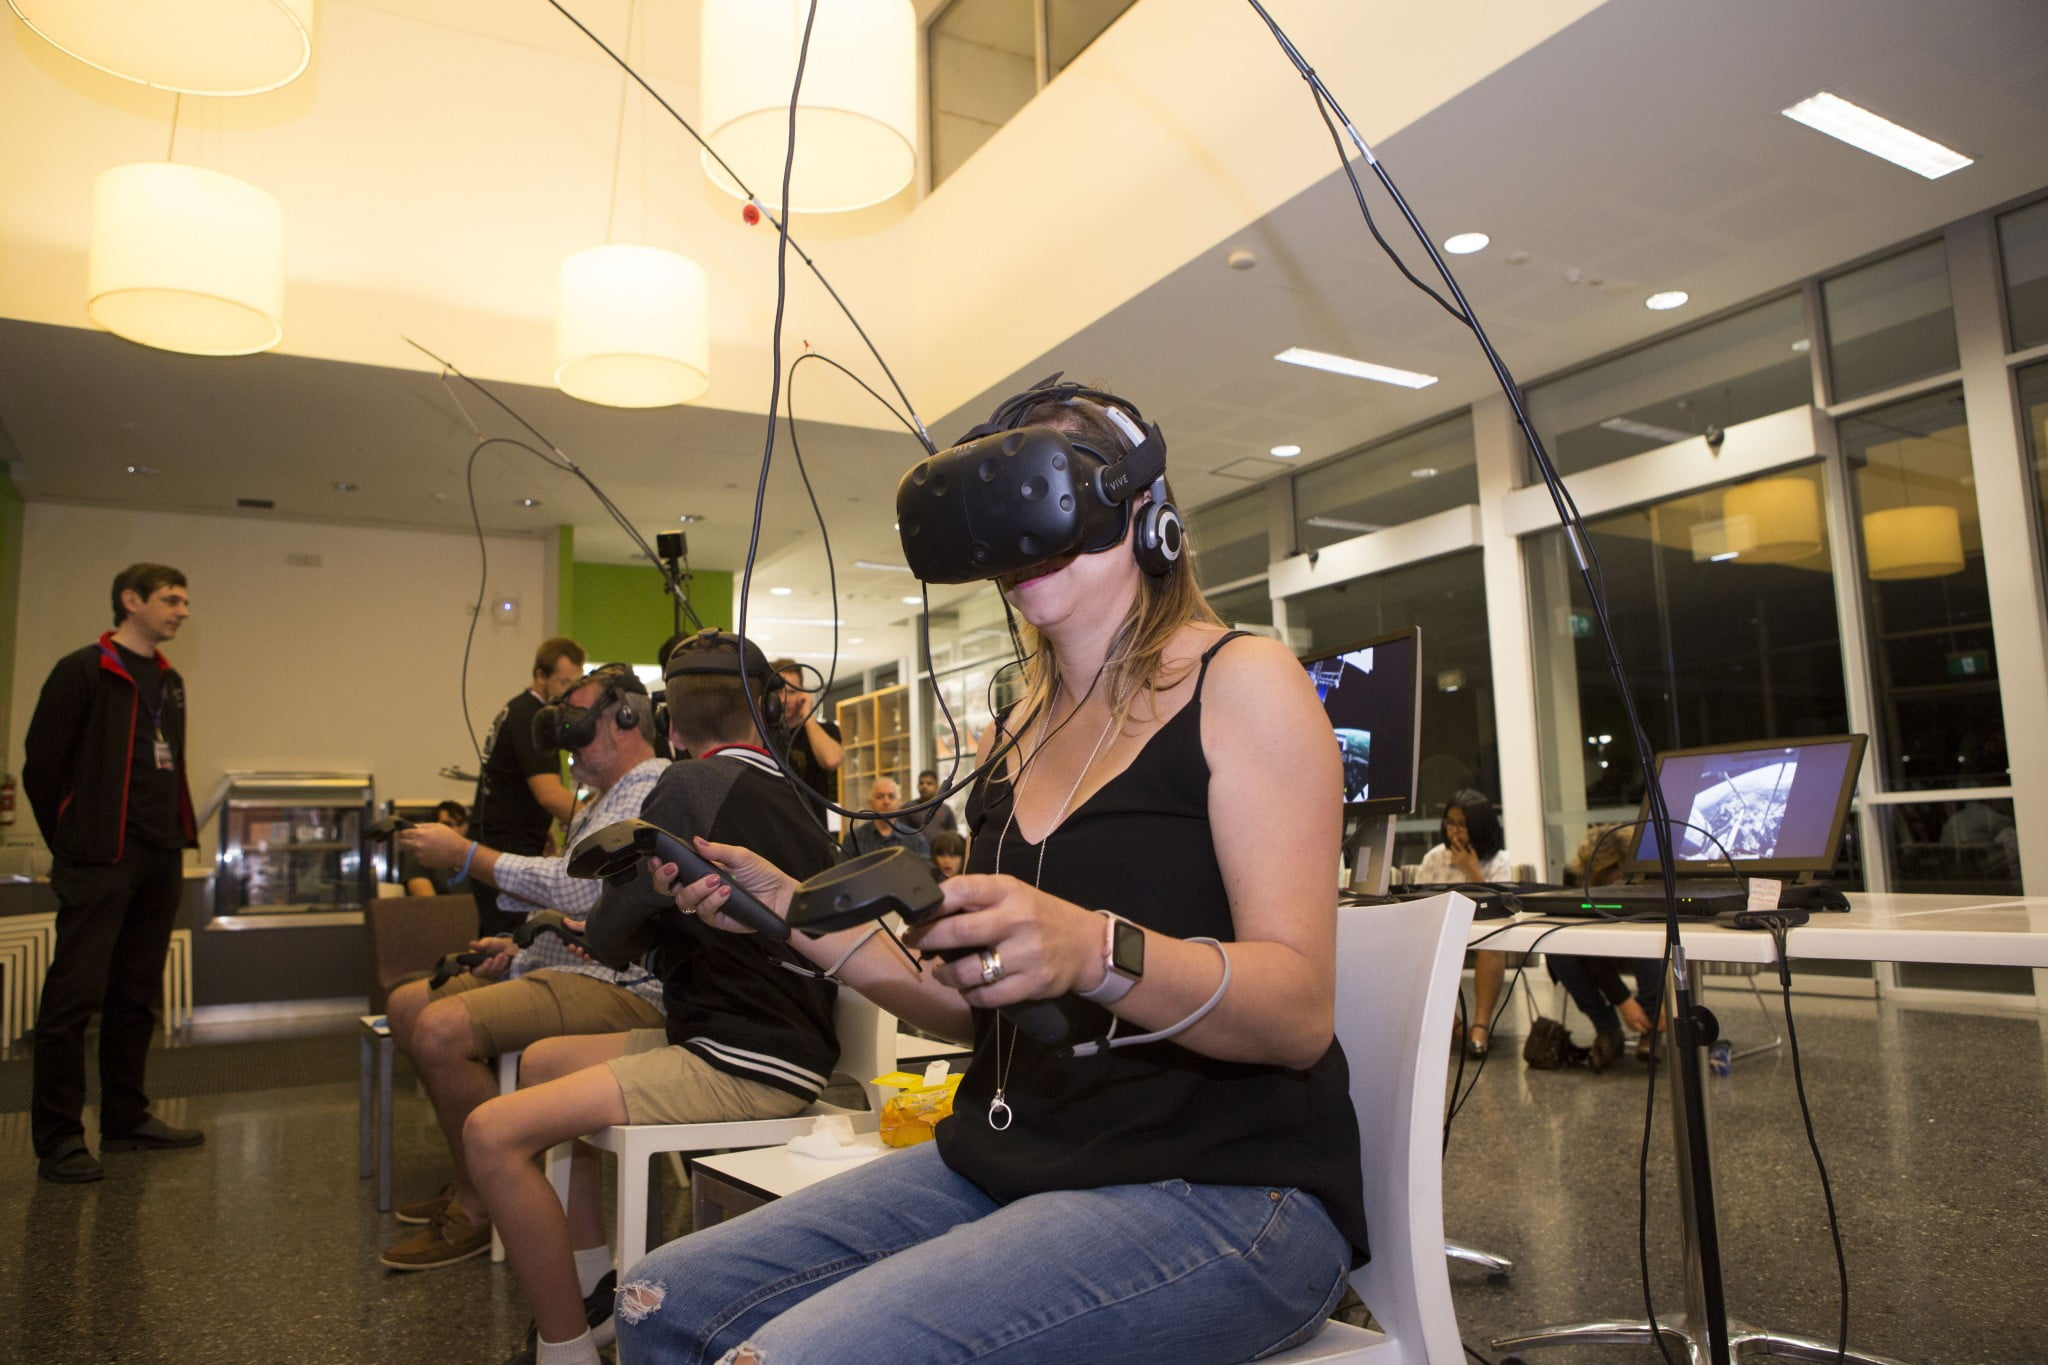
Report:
1,988,2043,1364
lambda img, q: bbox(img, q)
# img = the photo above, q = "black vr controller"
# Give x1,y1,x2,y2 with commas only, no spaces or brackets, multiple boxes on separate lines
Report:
789,848,1091,1049
367,815,414,839
567,819,790,943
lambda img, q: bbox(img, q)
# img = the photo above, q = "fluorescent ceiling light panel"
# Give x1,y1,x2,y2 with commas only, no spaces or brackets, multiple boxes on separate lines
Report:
1306,515,1383,535
1781,92,1972,180
1275,347,1437,389
751,617,846,627
1600,416,1696,445
854,559,913,574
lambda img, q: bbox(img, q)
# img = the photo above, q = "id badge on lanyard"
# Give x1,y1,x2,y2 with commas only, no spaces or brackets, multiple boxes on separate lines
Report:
153,728,175,771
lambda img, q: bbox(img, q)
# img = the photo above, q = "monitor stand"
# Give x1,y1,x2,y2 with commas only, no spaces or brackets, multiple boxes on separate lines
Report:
1346,813,1396,897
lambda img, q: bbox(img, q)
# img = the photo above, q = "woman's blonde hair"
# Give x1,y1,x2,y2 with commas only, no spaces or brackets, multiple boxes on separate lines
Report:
1566,822,1631,888
1003,397,1223,742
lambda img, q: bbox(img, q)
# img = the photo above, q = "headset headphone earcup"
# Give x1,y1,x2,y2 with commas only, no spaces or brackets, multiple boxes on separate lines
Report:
614,697,638,731
763,675,786,728
1133,497,1183,578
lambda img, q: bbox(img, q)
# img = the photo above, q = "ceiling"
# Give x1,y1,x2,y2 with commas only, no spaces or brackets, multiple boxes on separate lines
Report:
3,0,2046,671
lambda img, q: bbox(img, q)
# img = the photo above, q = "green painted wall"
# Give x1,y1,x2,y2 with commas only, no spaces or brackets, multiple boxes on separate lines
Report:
0,465,23,772
567,560,733,665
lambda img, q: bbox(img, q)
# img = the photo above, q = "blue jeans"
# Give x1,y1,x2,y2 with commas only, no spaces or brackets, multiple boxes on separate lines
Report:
614,1142,1352,1365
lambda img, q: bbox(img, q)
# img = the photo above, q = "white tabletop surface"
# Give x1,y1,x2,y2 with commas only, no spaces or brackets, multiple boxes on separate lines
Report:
694,1133,896,1201
1466,892,2048,968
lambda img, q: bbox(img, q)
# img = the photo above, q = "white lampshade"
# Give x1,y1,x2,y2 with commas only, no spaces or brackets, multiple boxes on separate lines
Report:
1863,505,1964,580
1721,477,1823,563
555,245,709,408
699,0,917,214
87,162,285,356
8,0,315,96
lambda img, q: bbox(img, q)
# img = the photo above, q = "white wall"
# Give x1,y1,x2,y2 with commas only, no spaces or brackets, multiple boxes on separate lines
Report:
5,502,552,859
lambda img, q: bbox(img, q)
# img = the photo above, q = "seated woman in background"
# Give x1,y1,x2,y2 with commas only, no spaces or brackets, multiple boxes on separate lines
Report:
401,801,469,896
1416,789,1511,1056
1545,822,1665,1068
928,830,966,881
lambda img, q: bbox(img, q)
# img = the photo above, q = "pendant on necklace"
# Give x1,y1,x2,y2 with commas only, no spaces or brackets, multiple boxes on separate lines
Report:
987,1092,1013,1131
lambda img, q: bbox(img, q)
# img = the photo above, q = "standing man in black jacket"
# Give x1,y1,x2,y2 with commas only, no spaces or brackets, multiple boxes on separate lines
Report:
23,563,203,1183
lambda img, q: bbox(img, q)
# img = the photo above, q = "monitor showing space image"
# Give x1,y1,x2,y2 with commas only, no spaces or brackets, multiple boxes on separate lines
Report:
1626,735,1867,877
1301,628,1419,815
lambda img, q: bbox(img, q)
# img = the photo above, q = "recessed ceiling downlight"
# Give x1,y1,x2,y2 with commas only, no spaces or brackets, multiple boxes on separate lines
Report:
1645,291,1690,311
1443,232,1490,255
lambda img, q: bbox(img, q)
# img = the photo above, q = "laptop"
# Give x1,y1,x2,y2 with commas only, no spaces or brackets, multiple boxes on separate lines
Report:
1518,733,1867,918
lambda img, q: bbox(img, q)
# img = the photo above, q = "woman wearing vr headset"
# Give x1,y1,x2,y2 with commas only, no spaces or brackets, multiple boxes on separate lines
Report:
619,381,1365,1365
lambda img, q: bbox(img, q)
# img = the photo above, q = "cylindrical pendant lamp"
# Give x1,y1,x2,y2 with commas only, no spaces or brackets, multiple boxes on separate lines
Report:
7,0,316,96
87,162,285,356
1721,476,1823,563
1863,505,1964,580
555,245,709,408
699,0,917,214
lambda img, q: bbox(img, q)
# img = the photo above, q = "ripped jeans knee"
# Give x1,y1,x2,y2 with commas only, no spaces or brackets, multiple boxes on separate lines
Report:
617,1278,667,1327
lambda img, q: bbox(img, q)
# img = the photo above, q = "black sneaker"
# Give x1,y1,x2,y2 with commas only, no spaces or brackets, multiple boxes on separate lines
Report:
38,1139,104,1184
102,1116,205,1151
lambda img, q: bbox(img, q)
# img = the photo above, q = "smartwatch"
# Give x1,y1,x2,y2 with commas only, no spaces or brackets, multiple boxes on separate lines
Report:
1075,911,1145,1004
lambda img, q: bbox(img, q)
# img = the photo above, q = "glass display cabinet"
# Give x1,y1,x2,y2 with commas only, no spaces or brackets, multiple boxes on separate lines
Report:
211,773,375,924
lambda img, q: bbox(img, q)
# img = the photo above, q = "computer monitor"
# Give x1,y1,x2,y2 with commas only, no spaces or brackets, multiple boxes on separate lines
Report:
1301,627,1421,892
1625,733,1868,879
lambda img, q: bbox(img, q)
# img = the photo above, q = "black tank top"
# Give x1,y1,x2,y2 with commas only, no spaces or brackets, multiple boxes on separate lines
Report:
940,632,1370,1262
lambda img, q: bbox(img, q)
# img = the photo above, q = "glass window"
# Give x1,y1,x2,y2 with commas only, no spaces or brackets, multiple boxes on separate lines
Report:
1525,467,1850,873
1293,413,1476,553
1841,388,2004,793
2019,360,2048,576
929,0,1038,188
1878,797,2023,898
1822,240,1959,401
1998,197,2048,351
1046,0,1137,76
1186,487,1269,587
1522,295,1811,480
1285,549,1496,867
1207,581,1273,632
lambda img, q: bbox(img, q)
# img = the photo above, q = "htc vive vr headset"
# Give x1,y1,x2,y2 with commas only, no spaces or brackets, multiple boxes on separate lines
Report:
657,628,785,734
532,664,648,752
895,373,1182,584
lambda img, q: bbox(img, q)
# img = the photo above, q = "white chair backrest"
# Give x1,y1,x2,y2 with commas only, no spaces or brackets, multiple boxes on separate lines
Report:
831,987,896,1111
1336,893,1474,1364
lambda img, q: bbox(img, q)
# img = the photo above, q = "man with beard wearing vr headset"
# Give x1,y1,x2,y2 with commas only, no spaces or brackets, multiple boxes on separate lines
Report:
380,666,668,1273
463,629,840,1365
618,378,1366,1365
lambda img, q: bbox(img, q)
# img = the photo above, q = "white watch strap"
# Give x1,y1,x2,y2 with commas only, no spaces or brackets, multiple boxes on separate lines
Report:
1075,911,1137,1004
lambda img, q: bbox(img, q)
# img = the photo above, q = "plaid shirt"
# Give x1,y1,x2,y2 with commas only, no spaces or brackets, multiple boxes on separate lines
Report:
498,757,668,1009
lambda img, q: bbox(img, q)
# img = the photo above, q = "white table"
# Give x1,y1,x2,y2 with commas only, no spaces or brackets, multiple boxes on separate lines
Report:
691,1135,895,1230
1475,892,2048,1365
1469,892,2048,968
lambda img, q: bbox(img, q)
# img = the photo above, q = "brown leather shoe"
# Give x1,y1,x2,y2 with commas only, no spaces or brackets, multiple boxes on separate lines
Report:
380,1202,491,1271
395,1182,455,1226
1588,1029,1624,1073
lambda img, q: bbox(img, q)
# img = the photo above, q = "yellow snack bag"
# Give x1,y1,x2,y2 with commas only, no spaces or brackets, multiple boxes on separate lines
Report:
874,1063,964,1148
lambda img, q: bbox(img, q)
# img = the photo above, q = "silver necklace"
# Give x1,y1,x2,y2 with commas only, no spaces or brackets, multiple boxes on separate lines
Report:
985,675,1118,1131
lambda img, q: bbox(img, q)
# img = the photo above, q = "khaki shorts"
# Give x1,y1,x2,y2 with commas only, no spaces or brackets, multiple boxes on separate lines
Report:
430,969,664,1058
604,1029,812,1127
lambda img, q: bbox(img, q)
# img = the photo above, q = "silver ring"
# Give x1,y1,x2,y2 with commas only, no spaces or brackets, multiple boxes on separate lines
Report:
978,947,1005,986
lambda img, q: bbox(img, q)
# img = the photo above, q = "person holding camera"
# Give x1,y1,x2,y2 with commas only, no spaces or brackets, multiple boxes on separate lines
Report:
770,656,842,825
621,379,1365,1365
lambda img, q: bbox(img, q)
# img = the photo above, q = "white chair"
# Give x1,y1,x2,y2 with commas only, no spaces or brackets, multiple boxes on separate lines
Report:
547,988,897,1273
1258,892,1475,1363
